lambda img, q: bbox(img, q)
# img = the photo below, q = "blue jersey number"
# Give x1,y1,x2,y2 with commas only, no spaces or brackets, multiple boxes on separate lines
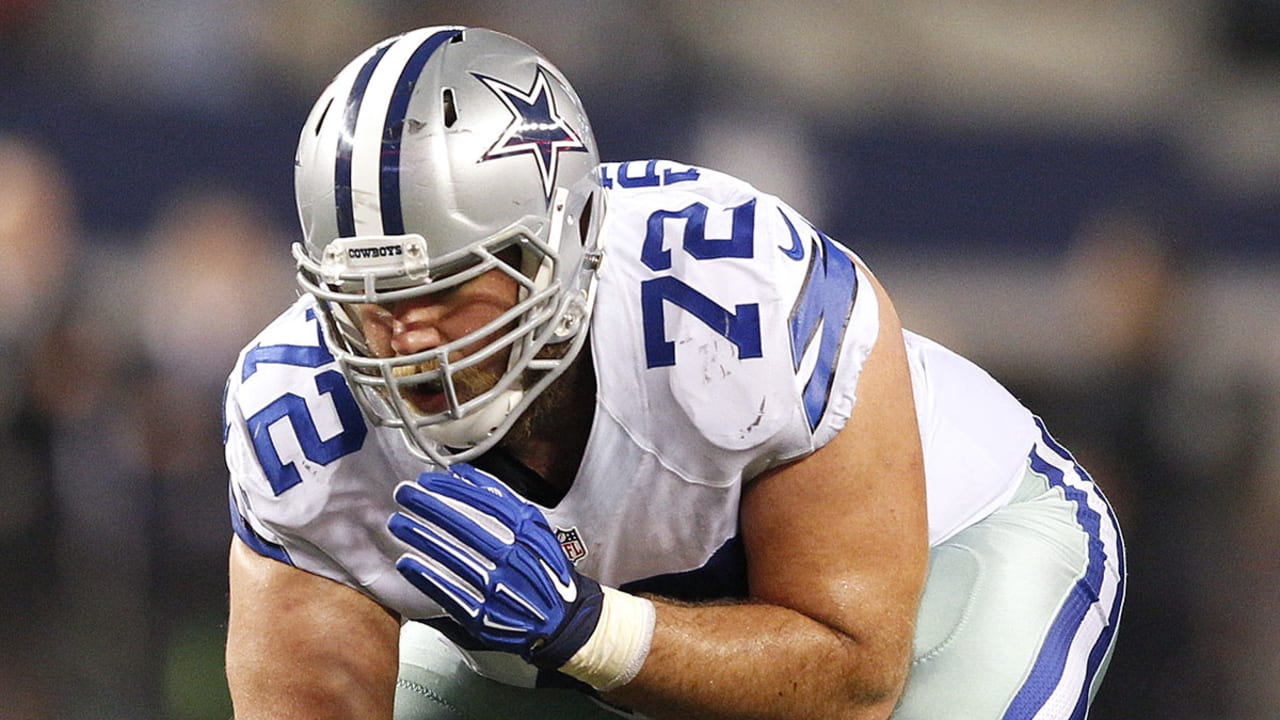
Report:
601,159,701,189
239,310,367,495
640,199,763,368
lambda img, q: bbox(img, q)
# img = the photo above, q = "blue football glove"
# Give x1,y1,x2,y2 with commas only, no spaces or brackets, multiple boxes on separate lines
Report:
388,463,605,669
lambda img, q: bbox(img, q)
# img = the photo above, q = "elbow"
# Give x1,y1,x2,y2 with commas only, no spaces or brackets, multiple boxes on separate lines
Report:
828,620,914,720
829,670,907,720
839,662,908,720
852,674,908,720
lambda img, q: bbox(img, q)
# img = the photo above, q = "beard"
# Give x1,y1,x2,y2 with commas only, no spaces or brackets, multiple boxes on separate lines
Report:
500,341,591,447
392,355,507,417
387,335,587,450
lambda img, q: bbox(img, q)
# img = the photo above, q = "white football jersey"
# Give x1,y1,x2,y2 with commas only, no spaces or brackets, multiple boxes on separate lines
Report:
225,160,1036,623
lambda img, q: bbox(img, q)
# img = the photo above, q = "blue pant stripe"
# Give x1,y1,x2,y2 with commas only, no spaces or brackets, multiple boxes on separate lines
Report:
1036,418,1127,718
1003,418,1125,719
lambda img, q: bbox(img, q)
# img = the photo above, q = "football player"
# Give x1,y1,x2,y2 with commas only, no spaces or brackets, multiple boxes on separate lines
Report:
224,26,1125,719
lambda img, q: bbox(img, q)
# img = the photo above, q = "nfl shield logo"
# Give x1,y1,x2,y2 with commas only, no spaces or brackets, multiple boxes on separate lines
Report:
555,526,588,564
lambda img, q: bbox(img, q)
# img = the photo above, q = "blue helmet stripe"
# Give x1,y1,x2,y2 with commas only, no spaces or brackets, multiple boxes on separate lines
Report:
335,42,393,238
380,29,461,235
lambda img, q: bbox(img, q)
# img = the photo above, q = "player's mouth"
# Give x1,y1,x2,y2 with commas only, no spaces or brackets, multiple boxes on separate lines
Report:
393,365,450,415
391,354,505,418
403,383,448,415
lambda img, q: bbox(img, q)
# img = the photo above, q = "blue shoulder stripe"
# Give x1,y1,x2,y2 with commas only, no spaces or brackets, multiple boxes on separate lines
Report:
785,215,857,431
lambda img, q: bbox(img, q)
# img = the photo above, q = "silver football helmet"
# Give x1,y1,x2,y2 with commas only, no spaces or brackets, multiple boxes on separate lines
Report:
292,27,603,466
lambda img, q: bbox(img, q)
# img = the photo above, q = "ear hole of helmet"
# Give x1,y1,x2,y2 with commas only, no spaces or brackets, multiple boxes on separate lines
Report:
314,97,334,136
578,192,594,245
442,88,457,128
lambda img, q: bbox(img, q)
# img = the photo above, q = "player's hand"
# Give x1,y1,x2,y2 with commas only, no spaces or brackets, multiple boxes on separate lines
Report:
388,464,606,669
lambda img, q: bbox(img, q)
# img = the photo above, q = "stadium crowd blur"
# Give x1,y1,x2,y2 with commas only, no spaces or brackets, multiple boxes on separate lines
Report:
1,2,1277,719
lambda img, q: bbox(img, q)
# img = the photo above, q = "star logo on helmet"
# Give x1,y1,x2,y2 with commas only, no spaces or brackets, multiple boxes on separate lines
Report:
474,65,590,202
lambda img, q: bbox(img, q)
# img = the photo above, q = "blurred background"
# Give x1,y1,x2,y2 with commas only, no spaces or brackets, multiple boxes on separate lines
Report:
1,1,1276,718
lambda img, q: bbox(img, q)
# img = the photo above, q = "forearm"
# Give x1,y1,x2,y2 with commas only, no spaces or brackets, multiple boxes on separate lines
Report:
605,597,911,720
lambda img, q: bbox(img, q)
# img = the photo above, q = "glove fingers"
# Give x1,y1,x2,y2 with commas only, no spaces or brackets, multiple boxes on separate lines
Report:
394,553,483,620
422,467,523,526
395,482,509,558
391,465,597,664
388,512,492,592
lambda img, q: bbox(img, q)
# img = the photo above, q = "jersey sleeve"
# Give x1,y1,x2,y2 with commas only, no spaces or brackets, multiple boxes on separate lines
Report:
760,194,881,455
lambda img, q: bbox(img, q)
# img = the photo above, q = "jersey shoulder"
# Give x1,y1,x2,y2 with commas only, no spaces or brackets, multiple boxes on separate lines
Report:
223,296,376,551
590,160,881,478
224,295,368,482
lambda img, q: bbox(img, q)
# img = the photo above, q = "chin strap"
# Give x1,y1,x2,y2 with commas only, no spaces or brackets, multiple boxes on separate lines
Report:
419,387,523,450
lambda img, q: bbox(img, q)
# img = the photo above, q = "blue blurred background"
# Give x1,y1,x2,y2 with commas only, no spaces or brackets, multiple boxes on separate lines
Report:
1,2,1276,718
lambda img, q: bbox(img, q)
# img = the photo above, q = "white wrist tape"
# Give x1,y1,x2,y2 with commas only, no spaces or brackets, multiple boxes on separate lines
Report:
559,586,655,692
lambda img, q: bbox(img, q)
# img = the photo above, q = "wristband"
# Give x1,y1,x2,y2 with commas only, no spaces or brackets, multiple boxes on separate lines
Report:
558,586,656,692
